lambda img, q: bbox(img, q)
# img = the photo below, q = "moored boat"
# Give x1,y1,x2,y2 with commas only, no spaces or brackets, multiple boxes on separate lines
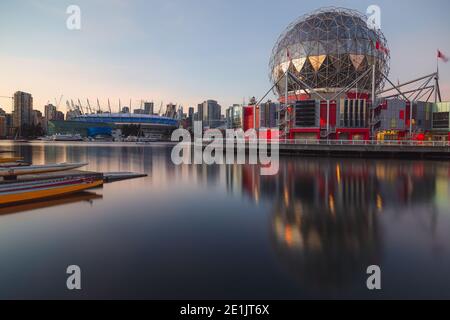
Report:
0,162,88,178
0,173,104,206
0,157,23,164
51,134,83,142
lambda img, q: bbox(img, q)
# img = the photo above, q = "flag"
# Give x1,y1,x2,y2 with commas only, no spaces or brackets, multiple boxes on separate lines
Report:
375,41,389,55
438,50,449,63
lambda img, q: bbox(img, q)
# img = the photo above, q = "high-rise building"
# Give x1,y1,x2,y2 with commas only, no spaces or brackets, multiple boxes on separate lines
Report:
5,114,13,137
45,104,57,121
32,110,44,126
177,106,184,120
199,100,222,128
0,116,6,138
197,103,204,122
188,107,195,128
226,104,243,129
259,101,279,129
165,103,177,118
13,91,33,133
144,102,154,115
55,111,65,121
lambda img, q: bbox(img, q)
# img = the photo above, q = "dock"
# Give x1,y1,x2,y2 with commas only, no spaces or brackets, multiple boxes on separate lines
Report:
277,141,450,159
200,140,450,160
103,172,148,183
1,170,148,184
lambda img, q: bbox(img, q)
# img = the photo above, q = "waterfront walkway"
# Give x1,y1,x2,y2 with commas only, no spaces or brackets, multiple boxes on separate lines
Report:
199,139,450,159
277,140,450,159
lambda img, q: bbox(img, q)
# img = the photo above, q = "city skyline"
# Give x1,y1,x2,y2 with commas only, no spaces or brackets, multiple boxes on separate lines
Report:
0,0,449,114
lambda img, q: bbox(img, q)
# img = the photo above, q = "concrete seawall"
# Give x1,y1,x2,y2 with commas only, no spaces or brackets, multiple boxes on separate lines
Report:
198,140,450,160
277,143,450,159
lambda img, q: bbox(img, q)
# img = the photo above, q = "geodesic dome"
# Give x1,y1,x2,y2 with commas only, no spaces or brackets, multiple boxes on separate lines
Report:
269,7,390,96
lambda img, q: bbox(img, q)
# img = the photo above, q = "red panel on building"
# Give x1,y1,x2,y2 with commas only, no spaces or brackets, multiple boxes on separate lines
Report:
319,101,337,128
405,103,411,125
346,92,370,100
243,106,260,131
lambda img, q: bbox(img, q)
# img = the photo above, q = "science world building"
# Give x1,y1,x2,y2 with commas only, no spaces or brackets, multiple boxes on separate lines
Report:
269,7,391,140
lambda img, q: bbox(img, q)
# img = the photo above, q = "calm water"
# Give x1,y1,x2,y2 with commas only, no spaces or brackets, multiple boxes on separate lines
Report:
0,141,449,299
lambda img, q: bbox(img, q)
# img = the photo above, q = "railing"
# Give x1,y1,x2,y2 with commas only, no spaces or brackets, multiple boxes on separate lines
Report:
200,138,450,148
279,139,450,147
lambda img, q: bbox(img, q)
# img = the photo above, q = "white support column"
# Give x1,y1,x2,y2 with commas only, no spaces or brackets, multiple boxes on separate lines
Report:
285,71,289,139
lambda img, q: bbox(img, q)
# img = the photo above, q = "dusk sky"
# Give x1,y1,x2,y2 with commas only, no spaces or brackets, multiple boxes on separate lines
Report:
0,0,449,114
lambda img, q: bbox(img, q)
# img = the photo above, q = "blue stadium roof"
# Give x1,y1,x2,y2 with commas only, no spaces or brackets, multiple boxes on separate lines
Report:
72,113,179,127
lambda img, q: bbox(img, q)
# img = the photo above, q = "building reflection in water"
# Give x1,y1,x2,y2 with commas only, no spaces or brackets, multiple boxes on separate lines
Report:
2,142,449,295
226,159,441,289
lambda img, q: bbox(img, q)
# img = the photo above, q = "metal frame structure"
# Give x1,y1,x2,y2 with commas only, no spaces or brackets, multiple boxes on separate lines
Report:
268,7,391,140
269,7,390,96
379,72,440,103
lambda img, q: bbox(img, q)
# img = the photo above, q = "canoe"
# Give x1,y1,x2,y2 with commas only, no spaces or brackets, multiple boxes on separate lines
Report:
0,173,103,206
0,192,103,216
0,162,88,177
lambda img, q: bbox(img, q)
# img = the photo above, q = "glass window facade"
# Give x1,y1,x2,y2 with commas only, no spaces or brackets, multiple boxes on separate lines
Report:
432,102,450,130
340,99,366,128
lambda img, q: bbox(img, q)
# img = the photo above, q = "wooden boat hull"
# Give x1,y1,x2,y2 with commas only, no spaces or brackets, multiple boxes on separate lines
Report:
0,162,88,177
0,175,103,206
0,157,23,164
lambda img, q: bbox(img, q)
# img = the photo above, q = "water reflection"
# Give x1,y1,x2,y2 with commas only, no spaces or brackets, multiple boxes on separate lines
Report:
226,160,446,291
1,142,449,298
0,192,103,217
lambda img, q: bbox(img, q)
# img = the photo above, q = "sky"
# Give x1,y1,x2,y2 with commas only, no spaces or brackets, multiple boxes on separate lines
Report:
0,0,449,114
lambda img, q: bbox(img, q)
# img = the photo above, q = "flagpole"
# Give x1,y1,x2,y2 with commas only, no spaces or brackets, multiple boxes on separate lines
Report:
435,50,439,103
